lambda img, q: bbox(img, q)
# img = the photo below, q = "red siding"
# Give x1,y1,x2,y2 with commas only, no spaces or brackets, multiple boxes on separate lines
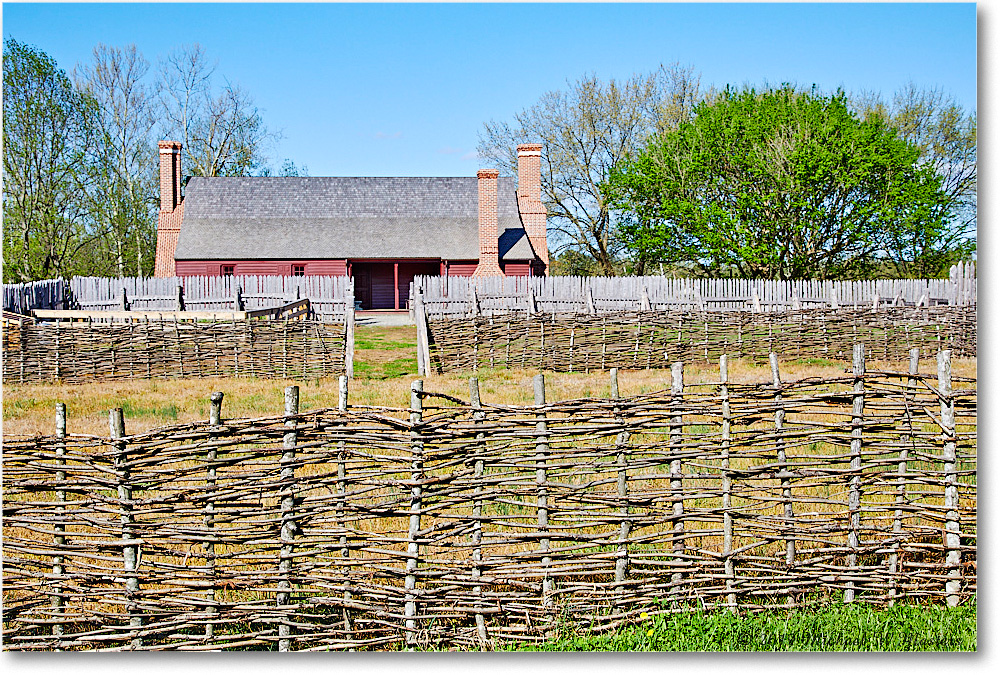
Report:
175,259,348,277
446,261,479,277
397,262,439,308
502,262,532,276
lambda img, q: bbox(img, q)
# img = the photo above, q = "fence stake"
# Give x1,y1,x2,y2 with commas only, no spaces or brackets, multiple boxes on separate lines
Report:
278,386,299,651
203,392,224,641
533,373,553,606
939,350,962,607
110,407,141,649
845,344,865,603
53,403,67,647
345,302,355,378
469,377,489,645
337,375,353,633
770,353,794,604
670,361,685,584
888,348,919,604
405,380,424,647
611,369,632,590
720,356,736,613
414,290,430,376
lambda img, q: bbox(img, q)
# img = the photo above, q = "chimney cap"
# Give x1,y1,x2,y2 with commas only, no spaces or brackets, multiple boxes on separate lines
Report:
517,143,543,155
158,140,182,150
477,169,500,179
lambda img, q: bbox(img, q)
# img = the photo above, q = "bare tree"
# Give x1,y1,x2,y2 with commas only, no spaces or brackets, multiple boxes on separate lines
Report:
853,83,976,274
478,64,705,275
158,44,277,178
75,43,158,277
157,43,214,170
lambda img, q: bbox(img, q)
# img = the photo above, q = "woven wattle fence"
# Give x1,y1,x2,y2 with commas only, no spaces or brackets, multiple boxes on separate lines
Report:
2,347,976,650
423,306,976,374
2,318,350,384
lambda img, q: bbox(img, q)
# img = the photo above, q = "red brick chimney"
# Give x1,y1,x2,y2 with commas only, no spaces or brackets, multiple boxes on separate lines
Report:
153,141,184,277
472,169,503,277
517,143,548,272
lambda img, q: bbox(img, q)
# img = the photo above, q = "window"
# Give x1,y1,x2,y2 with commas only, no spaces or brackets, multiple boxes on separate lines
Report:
221,265,235,276
292,264,306,277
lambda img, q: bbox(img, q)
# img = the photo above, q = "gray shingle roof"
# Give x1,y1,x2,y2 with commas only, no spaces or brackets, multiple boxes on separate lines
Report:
174,176,536,261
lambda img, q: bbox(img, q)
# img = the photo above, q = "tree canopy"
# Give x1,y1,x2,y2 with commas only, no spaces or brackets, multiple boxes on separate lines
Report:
3,39,284,282
605,85,972,279
478,65,705,275
3,39,98,282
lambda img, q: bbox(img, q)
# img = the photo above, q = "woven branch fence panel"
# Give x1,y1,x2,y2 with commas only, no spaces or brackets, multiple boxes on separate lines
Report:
2,319,348,384
424,306,976,374
3,349,976,650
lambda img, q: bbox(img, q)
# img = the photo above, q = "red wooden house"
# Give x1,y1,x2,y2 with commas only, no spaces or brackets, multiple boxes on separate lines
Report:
153,142,548,309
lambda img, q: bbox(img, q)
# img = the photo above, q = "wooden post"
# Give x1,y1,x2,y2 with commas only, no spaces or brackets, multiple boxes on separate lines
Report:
939,350,961,607
845,344,865,603
720,356,736,613
345,303,355,378
586,287,596,315
110,407,141,649
278,386,299,651
471,287,481,317
469,377,489,645
611,369,632,589
888,348,919,604
404,380,424,646
414,290,431,376
534,373,552,606
670,362,684,584
337,375,353,633
770,353,795,604
205,392,223,641
53,403,67,647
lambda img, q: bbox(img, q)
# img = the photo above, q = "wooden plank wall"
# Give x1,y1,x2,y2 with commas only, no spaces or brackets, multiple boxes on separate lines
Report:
413,261,977,319
46,275,356,322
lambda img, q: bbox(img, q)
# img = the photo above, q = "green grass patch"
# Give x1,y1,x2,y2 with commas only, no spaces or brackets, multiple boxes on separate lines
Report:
792,356,844,368
353,356,419,380
121,401,179,421
508,602,976,651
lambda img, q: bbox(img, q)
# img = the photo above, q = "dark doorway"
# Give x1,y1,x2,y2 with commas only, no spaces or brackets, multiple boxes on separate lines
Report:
350,261,440,310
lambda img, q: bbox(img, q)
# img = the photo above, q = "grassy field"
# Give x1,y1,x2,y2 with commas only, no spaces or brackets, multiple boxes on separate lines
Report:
504,603,977,652
1,324,976,436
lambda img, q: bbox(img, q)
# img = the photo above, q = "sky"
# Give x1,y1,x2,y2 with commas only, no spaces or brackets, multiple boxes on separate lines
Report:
0,1,980,179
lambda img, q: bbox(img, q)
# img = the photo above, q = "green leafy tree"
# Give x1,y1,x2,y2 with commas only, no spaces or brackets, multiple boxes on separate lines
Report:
478,64,705,275
606,85,965,279
3,39,98,282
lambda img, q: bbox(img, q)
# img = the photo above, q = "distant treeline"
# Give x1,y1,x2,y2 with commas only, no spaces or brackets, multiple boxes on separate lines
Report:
2,39,305,283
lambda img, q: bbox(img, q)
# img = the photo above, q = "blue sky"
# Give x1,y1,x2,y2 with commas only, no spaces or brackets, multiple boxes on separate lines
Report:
2,2,978,177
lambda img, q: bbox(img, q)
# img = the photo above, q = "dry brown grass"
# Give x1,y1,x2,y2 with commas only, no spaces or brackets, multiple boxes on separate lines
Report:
1,324,976,437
